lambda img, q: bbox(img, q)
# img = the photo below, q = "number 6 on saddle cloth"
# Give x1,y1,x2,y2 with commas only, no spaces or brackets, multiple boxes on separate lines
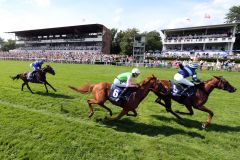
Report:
109,84,132,103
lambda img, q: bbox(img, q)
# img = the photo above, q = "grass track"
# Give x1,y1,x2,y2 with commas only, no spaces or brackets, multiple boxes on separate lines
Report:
0,60,239,160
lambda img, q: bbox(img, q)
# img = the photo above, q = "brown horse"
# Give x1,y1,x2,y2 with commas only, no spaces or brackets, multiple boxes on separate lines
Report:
11,65,57,94
69,75,157,120
151,76,236,128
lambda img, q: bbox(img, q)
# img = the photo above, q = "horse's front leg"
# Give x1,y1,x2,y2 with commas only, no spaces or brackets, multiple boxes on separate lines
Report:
22,83,26,91
45,81,57,92
195,105,214,129
44,83,49,93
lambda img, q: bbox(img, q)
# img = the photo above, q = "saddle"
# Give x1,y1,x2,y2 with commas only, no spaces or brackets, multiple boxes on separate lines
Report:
109,84,132,105
170,80,196,97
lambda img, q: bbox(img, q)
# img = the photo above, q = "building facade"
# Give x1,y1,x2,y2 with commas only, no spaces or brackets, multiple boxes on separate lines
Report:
161,23,238,56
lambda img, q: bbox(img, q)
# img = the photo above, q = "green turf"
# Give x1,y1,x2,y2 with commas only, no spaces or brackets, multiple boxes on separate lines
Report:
0,60,239,160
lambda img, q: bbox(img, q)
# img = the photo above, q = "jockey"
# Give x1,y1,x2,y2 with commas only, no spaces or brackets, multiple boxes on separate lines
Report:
28,60,45,80
174,57,201,94
113,68,141,102
30,60,44,71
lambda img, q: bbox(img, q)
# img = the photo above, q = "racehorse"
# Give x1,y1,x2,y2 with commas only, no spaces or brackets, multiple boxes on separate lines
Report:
11,65,57,94
69,75,157,120
151,76,236,129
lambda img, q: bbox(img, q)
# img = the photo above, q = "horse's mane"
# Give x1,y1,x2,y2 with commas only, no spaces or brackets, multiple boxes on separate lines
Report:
195,76,220,89
139,75,156,86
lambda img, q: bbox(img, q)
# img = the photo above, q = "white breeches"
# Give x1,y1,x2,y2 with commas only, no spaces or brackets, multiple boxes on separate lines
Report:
174,73,194,86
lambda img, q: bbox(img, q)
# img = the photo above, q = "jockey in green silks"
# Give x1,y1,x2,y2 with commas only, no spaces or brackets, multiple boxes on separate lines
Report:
113,68,140,102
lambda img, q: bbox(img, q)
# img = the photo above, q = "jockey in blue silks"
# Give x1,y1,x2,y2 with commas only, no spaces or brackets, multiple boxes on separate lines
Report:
174,58,201,94
30,60,44,71
28,60,45,80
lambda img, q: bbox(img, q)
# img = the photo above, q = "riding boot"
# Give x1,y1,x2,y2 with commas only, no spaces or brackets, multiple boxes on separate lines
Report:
32,70,37,80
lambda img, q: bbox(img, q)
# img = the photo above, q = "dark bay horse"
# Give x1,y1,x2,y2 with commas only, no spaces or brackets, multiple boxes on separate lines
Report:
69,75,157,120
11,65,57,94
151,76,236,128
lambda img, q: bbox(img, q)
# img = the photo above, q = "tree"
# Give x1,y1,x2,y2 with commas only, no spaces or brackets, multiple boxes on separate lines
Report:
0,37,4,44
225,5,240,50
0,37,4,50
1,39,16,51
144,31,162,52
110,28,121,54
225,5,240,24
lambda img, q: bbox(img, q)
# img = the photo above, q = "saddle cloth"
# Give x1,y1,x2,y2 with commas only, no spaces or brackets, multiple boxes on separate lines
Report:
109,84,131,104
170,80,196,97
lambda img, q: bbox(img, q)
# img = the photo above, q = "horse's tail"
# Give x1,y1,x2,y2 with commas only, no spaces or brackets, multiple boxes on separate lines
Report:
10,74,21,80
68,84,95,94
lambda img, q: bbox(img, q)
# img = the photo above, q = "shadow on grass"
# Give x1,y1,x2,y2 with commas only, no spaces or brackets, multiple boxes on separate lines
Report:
35,91,75,99
101,118,205,139
152,115,240,132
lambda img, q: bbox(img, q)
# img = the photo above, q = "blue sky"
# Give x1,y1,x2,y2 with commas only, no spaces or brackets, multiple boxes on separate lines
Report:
0,0,239,39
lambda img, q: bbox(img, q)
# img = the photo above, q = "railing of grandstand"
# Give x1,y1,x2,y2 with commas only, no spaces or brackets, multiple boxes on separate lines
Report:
164,37,235,44
17,37,103,44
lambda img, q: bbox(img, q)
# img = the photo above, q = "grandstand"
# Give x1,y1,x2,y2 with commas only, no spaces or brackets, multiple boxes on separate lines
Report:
7,24,111,54
161,23,239,57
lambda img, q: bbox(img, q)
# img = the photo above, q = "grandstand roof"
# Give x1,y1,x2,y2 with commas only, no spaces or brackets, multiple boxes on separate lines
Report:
162,23,239,32
7,24,107,36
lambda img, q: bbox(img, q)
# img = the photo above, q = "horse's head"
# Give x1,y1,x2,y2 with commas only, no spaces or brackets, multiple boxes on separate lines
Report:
43,65,55,75
214,76,236,93
139,74,158,89
150,79,169,96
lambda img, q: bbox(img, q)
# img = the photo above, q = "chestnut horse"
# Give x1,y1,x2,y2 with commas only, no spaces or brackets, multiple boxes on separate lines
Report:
11,65,57,94
69,75,157,120
151,76,236,128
